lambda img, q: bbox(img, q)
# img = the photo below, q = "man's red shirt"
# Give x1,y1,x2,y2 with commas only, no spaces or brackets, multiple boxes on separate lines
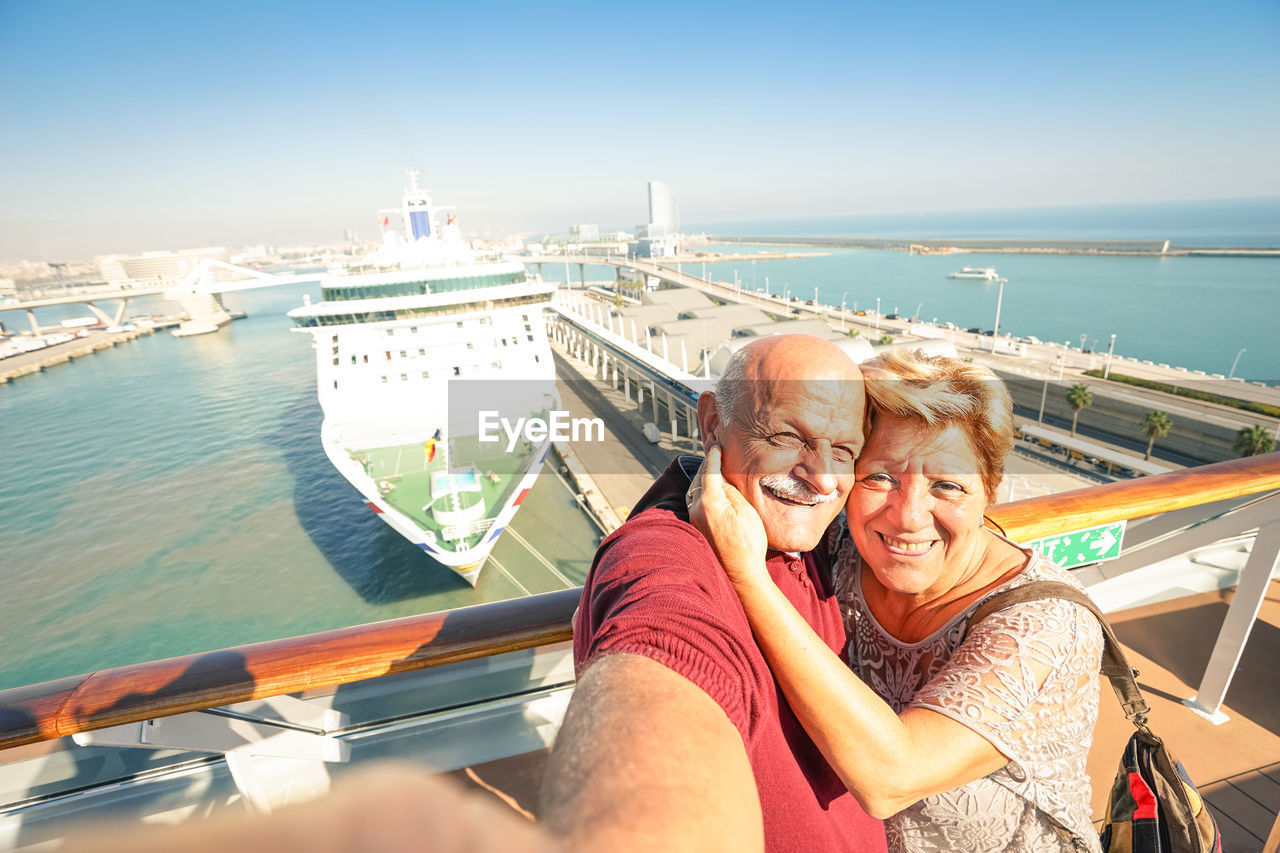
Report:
574,456,886,852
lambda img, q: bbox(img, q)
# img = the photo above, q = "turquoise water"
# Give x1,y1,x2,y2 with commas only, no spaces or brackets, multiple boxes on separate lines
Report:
0,284,601,691
689,247,1278,381
692,197,1280,247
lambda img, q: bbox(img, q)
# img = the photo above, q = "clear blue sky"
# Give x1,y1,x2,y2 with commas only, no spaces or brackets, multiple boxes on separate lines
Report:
1,0,1277,259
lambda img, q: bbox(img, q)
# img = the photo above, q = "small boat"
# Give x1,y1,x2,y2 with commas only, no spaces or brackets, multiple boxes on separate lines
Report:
948,267,1000,280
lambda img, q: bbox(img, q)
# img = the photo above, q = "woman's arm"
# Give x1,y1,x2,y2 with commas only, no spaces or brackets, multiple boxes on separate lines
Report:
688,447,1007,818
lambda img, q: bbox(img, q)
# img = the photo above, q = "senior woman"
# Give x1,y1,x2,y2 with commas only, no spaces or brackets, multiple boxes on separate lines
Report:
689,349,1104,853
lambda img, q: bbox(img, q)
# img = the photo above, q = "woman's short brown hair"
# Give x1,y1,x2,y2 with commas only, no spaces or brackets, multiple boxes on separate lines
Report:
859,349,1015,502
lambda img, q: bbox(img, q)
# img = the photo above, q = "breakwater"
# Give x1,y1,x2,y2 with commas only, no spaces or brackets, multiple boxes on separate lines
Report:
704,236,1280,257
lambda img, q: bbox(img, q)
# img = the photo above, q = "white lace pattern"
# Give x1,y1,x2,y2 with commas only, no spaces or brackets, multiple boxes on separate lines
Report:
829,522,1104,852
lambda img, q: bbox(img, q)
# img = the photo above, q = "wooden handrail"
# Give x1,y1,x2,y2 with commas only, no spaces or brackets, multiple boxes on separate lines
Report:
0,587,580,751
1,452,1277,753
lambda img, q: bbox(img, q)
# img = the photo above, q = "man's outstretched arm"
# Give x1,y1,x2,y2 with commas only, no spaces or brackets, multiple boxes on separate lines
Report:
538,653,763,852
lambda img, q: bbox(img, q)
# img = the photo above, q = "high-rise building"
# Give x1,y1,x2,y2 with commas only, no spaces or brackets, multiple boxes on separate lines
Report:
648,181,678,234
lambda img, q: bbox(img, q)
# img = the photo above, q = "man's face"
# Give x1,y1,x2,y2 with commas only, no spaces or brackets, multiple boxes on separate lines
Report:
711,377,865,552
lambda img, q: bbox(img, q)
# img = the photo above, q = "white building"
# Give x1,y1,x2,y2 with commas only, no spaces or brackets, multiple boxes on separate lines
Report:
648,181,678,234
97,247,231,287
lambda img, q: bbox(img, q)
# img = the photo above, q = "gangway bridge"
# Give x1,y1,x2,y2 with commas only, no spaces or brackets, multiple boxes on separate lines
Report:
4,260,325,337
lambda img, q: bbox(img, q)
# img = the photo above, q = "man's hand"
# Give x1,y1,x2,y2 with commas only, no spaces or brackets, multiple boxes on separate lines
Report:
538,653,763,852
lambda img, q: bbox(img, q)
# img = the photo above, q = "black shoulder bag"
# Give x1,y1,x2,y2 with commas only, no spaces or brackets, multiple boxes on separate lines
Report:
968,581,1222,853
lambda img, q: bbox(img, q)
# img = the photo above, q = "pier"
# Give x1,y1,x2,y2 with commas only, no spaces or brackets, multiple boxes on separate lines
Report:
529,254,1280,466
0,325,168,384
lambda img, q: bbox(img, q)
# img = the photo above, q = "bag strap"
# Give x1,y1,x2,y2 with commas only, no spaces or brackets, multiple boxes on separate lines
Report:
967,581,1152,729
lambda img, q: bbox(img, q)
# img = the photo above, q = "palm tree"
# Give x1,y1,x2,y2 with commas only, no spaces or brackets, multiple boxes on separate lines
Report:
1140,410,1172,460
1065,383,1093,437
1234,424,1276,457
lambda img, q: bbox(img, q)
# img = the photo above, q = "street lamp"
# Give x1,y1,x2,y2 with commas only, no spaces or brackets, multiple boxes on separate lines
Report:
840,292,847,332
1103,333,1117,379
752,259,756,293
875,297,881,331
1228,348,1247,380
1039,349,1065,422
990,278,1005,355
764,276,769,297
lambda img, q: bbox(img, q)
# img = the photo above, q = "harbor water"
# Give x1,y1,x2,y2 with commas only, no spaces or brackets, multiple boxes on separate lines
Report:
690,246,1279,381
0,283,602,691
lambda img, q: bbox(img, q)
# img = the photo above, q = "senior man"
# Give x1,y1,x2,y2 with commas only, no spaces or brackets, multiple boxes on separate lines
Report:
539,335,885,852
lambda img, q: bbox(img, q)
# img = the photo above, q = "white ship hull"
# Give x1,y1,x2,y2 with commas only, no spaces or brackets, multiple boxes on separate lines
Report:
289,176,560,585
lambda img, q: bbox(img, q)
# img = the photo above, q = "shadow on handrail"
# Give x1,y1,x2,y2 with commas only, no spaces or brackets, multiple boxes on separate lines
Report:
0,588,579,751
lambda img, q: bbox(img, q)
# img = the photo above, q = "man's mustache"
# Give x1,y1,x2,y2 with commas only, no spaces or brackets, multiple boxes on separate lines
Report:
759,474,840,505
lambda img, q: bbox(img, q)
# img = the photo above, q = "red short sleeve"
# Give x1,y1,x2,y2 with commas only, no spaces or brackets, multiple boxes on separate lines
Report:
575,513,769,740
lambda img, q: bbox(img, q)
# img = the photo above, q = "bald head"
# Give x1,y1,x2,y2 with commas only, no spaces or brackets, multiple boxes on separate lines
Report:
698,335,866,552
715,335,864,427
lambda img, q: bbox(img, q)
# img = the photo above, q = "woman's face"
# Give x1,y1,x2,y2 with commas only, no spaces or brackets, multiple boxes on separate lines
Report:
848,414,990,600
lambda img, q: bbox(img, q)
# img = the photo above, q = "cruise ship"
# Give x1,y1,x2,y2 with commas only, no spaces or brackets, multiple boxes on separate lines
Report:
948,266,1000,280
288,173,559,585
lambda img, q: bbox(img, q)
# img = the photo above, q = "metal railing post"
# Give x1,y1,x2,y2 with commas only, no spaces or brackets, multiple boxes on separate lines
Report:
1183,520,1280,723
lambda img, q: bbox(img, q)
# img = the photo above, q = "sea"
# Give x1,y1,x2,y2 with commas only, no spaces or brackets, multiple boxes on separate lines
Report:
0,284,603,691
685,246,1278,381
2,198,1277,690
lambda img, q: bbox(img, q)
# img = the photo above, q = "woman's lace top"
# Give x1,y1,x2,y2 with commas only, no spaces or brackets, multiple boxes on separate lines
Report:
829,523,1104,852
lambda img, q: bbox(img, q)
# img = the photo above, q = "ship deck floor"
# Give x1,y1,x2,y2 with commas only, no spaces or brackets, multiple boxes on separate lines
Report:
1092,579,1280,851
360,434,533,536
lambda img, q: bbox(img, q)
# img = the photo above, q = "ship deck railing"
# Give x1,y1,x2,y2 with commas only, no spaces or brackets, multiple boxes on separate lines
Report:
1,454,1279,850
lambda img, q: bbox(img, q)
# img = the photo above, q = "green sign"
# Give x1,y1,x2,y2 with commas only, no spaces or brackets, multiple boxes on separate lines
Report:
1028,520,1126,569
